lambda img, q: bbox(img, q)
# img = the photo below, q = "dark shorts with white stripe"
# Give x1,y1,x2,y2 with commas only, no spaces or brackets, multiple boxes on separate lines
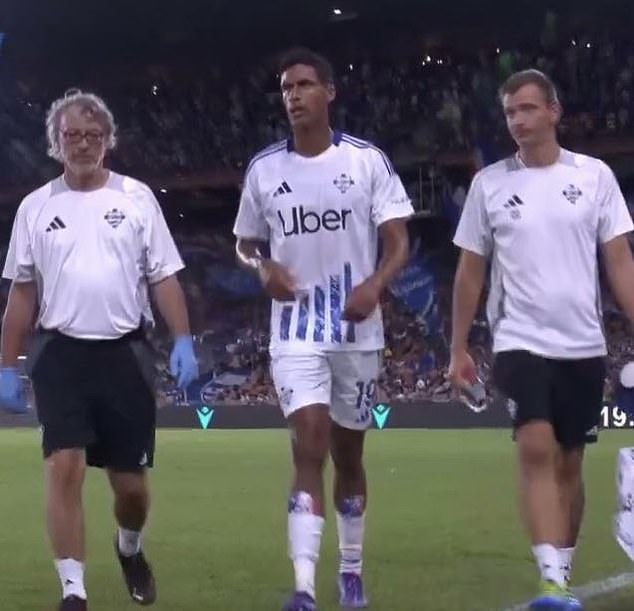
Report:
28,327,157,471
492,350,606,449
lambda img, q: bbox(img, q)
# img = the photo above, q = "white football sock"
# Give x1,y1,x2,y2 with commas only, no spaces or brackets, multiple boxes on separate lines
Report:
559,546,576,585
118,527,142,557
288,491,324,600
55,558,87,600
336,495,365,576
532,544,565,587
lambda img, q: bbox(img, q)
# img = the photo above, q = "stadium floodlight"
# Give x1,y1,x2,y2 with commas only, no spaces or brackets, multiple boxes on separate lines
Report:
333,8,342,15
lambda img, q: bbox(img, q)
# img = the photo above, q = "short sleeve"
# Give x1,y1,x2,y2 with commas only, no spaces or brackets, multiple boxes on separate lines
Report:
597,163,634,244
233,167,269,240
2,201,35,282
452,172,493,257
369,149,414,227
142,188,185,284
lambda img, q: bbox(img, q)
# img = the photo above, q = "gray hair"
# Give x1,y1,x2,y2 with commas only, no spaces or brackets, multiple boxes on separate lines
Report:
46,89,118,162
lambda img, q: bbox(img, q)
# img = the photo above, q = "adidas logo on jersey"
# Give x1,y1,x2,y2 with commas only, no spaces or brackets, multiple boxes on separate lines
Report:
504,194,524,220
504,194,524,208
273,181,293,198
277,206,352,236
45,216,66,232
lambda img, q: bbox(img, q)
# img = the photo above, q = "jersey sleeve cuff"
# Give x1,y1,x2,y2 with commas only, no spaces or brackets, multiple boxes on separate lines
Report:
2,265,35,282
234,231,269,241
452,237,488,257
599,225,634,244
374,206,414,227
147,262,185,285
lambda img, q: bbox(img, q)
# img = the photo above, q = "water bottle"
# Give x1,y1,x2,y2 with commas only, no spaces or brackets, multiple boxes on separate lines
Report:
459,377,488,413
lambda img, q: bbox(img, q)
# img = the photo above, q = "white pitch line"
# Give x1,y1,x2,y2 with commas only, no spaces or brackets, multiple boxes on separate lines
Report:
499,571,634,611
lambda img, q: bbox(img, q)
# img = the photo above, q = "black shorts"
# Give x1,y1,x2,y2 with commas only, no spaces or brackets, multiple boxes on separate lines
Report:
29,328,157,471
492,350,606,449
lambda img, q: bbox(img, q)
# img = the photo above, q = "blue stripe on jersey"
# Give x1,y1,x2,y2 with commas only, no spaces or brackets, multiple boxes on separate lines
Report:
314,286,325,342
280,305,293,341
344,262,356,343
244,141,287,177
330,274,342,343
341,134,394,176
296,294,309,341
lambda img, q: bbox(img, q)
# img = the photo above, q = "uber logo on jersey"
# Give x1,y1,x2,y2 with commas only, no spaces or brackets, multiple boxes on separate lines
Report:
277,206,352,236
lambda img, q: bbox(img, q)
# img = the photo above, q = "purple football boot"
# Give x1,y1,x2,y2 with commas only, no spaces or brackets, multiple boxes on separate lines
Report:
338,573,368,608
282,591,317,611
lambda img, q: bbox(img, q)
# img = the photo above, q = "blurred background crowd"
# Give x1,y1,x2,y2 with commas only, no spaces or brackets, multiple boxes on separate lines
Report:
0,1,633,408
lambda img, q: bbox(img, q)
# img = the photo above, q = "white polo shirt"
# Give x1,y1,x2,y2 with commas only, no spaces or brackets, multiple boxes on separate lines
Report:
453,149,633,359
233,131,413,355
3,171,184,339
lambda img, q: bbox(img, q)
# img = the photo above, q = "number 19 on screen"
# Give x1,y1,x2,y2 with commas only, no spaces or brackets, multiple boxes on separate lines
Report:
601,405,634,429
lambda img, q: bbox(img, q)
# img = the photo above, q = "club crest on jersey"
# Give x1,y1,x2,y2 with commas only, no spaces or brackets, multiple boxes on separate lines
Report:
562,184,582,204
333,173,355,194
278,386,293,409
104,208,126,228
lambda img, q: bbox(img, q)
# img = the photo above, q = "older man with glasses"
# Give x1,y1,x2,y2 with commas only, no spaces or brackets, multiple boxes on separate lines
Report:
0,89,198,611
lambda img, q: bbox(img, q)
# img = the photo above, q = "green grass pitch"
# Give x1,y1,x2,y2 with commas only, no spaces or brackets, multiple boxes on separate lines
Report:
0,428,633,610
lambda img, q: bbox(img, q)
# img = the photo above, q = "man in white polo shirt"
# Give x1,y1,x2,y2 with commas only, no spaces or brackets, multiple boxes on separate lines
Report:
450,70,634,610
0,90,198,611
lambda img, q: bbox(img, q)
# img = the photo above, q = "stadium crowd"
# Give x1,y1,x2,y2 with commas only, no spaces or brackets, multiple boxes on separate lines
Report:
139,230,631,408
0,10,633,408
2,12,634,187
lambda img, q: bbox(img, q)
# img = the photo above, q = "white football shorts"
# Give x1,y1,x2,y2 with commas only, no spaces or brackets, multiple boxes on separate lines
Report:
270,350,381,430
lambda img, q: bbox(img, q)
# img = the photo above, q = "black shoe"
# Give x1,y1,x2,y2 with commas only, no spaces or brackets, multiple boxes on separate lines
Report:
114,536,157,605
58,596,87,610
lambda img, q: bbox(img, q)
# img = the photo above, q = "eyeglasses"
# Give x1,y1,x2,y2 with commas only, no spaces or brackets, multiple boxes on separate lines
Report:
60,129,105,145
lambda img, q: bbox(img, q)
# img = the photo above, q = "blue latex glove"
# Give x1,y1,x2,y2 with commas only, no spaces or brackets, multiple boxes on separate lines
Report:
618,362,634,417
0,367,27,414
169,335,199,390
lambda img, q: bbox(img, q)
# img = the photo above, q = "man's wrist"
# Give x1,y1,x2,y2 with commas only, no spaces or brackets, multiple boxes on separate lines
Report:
450,342,468,355
366,274,385,293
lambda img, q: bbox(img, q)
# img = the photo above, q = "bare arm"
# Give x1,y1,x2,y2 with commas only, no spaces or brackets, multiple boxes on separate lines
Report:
150,275,191,338
602,235,634,324
342,218,409,322
1,281,37,366
370,218,410,291
450,250,487,352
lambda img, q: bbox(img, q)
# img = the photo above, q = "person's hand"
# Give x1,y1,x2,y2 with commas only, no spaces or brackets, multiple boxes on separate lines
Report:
169,335,199,390
0,367,27,414
258,260,295,301
448,349,487,411
448,348,478,391
343,279,381,322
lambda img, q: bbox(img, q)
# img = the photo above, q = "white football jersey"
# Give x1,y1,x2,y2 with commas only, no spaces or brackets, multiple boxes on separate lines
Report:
233,131,413,355
454,149,634,359
3,172,184,339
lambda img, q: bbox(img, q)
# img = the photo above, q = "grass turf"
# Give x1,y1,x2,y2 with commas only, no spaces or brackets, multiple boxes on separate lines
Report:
0,428,632,610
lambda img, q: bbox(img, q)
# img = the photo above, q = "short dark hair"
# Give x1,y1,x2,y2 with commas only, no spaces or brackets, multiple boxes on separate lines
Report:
278,47,334,85
499,69,559,105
